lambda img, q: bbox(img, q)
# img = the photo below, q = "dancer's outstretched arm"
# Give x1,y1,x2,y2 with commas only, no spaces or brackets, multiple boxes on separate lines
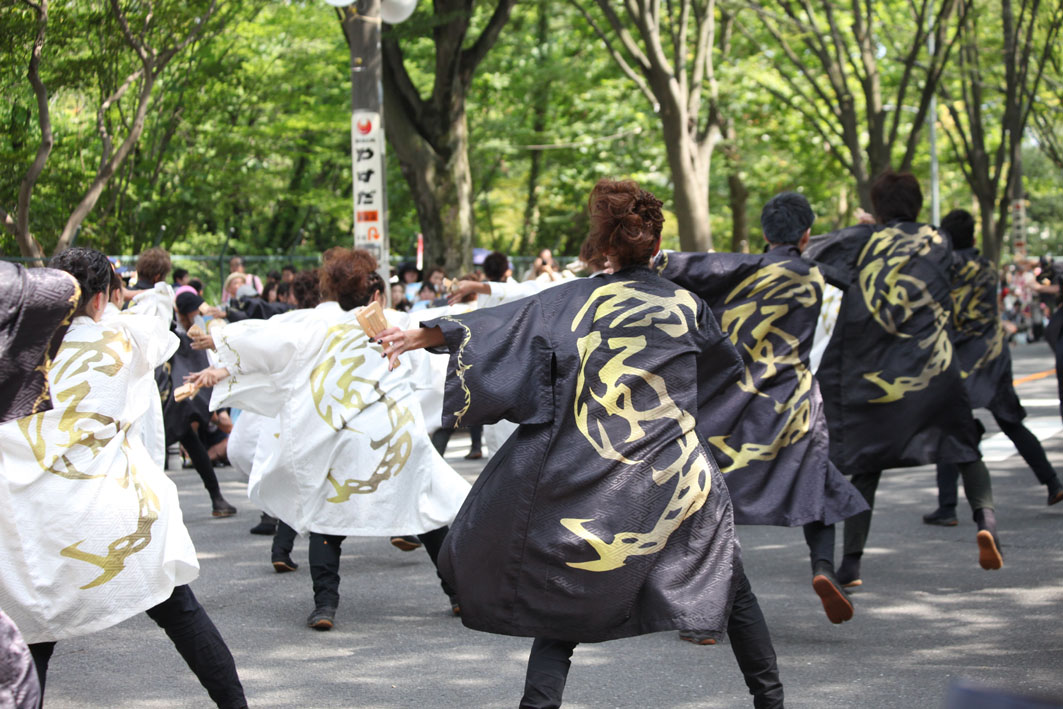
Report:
378,326,444,370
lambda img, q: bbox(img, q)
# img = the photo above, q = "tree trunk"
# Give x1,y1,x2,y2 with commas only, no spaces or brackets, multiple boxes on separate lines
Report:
55,73,157,255
727,172,749,253
519,3,550,255
6,0,51,264
656,88,714,252
388,105,475,275
977,193,1001,264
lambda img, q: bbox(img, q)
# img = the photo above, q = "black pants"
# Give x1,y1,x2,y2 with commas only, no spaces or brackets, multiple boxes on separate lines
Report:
271,520,299,560
803,519,836,567
845,461,993,557
180,429,220,498
430,426,483,456
29,585,245,709
308,526,454,609
1052,312,1063,423
935,414,1057,509
519,570,782,709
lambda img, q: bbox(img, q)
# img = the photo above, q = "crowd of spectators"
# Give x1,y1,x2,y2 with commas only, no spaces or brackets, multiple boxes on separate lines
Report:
1000,257,1059,344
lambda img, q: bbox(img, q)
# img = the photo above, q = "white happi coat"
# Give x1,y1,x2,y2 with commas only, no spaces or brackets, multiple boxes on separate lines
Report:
103,285,170,469
209,301,469,536
0,298,198,644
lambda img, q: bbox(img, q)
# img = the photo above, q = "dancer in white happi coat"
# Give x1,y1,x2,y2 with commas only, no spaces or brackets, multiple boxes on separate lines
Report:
188,248,470,630
0,247,246,708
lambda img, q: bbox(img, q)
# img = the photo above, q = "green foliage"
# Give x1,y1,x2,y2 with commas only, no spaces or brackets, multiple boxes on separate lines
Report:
3,0,1061,264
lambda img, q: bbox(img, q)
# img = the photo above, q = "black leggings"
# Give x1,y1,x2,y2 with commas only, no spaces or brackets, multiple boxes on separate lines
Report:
519,569,783,709
935,412,1057,508
180,429,220,497
308,526,454,609
430,426,483,456
29,585,245,708
846,462,992,557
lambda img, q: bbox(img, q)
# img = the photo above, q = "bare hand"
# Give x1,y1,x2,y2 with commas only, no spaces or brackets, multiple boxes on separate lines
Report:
185,366,229,389
377,326,409,370
378,325,446,370
189,331,216,351
447,280,489,305
855,208,875,225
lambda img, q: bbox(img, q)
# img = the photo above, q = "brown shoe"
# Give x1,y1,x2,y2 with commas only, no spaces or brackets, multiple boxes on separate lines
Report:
211,497,237,518
976,530,1003,570
813,571,854,624
272,556,298,573
678,631,717,645
389,536,422,552
307,607,336,631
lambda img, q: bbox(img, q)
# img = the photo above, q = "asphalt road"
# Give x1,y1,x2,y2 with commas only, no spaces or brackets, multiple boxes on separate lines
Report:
37,343,1063,708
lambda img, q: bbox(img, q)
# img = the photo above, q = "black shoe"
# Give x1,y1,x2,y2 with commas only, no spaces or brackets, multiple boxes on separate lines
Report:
836,554,862,588
678,630,717,645
272,555,298,573
307,607,336,630
464,450,483,460
922,507,958,526
811,565,854,624
250,514,278,535
389,535,422,552
211,497,237,518
448,594,461,617
1047,478,1063,506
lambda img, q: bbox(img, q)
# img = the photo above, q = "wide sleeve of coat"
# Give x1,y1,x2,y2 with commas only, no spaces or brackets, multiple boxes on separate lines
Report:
656,250,750,301
210,317,323,417
422,295,554,430
803,224,872,289
693,297,744,405
0,264,80,424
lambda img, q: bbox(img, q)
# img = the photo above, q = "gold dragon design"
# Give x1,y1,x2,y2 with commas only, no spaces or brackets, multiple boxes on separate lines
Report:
308,322,414,500
950,259,1005,377
856,225,953,403
562,280,712,572
707,262,821,472
19,326,162,588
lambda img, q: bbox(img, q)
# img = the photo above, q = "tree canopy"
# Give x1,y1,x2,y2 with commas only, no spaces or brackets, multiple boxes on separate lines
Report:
3,0,1062,264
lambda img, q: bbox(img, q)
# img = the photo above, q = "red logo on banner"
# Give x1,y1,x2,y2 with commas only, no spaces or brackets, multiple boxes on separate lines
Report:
356,211,379,222
368,227,381,241
357,119,372,135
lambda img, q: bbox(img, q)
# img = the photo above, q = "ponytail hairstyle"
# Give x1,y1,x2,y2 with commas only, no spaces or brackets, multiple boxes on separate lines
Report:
586,178,664,269
49,247,112,315
319,248,378,311
366,270,386,302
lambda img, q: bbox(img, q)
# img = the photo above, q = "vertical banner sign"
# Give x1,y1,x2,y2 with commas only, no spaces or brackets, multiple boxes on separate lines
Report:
1011,199,1027,258
352,111,385,265
416,233,424,271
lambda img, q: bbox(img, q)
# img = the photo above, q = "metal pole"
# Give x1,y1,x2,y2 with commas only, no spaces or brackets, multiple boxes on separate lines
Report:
344,1,391,302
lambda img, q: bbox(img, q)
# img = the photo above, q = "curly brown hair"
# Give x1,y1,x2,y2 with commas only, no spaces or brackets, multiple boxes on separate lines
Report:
586,178,663,269
319,248,378,311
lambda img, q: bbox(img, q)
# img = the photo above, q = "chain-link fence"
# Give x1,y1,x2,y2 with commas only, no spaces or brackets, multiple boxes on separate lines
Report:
3,252,547,304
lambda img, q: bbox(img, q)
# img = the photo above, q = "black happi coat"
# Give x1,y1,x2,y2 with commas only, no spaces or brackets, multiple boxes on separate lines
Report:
657,247,867,526
949,247,1022,421
0,263,79,424
428,266,743,643
805,222,981,473
156,330,213,442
